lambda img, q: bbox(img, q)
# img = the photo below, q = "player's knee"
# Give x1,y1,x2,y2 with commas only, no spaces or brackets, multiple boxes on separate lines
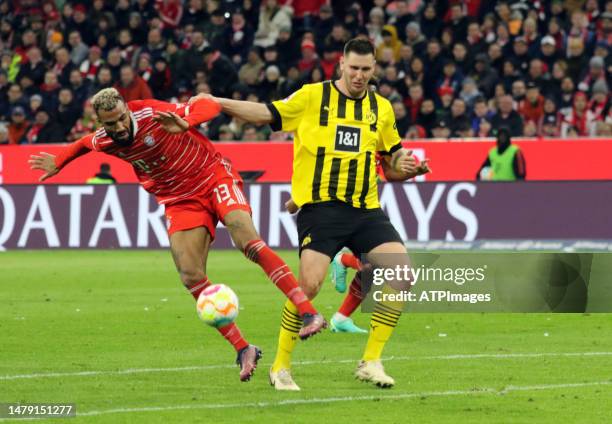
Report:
178,267,206,288
224,211,258,251
300,273,323,299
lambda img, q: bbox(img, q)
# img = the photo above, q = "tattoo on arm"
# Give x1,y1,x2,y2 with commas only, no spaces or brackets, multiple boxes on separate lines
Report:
391,150,404,171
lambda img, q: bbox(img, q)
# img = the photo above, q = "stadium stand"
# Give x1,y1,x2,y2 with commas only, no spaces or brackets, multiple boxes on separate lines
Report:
0,0,610,143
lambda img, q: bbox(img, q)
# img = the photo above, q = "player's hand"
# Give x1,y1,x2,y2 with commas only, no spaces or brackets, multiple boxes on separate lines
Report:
188,93,217,105
28,152,59,181
285,198,299,214
153,111,190,133
395,150,418,175
415,159,431,176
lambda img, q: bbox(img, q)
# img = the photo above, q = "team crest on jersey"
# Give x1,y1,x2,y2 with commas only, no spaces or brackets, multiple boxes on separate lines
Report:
366,110,377,125
301,234,312,248
144,135,155,146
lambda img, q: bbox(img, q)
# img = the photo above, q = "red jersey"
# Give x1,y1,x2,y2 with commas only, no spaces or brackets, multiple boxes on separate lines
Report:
55,98,223,204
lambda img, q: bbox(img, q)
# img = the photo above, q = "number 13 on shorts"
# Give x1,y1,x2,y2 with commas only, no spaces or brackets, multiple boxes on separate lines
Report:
213,182,248,207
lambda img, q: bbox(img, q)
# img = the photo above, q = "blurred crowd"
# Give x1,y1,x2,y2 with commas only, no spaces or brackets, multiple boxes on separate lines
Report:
0,0,610,144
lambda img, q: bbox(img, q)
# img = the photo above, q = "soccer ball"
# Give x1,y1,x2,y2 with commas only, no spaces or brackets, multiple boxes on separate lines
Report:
196,284,239,327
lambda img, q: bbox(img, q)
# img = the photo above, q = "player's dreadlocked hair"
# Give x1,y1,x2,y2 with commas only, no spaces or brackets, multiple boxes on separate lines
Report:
91,88,124,114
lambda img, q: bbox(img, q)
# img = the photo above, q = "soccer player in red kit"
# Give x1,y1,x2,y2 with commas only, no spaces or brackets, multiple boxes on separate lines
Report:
29,88,326,382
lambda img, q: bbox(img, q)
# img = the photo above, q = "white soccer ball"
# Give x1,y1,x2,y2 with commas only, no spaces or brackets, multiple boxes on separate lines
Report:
196,284,239,327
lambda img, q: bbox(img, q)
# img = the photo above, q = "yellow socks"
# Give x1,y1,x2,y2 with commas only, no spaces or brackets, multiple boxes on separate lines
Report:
362,286,404,361
271,300,302,372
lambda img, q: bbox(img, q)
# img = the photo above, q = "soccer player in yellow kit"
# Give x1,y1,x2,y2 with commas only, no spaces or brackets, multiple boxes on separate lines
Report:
193,38,429,389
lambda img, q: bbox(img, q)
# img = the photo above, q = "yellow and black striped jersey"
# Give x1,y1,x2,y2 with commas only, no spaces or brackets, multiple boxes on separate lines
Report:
268,80,402,209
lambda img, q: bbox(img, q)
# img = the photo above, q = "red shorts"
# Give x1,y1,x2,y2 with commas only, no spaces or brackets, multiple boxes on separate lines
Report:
164,162,251,238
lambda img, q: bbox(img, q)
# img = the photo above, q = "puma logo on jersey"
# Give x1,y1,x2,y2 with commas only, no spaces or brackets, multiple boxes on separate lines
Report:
282,92,296,102
324,105,335,115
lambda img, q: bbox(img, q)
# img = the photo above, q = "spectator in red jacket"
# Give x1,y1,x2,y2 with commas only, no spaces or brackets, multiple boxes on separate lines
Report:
114,64,153,101
155,0,184,31
519,81,545,123
298,39,319,75
404,83,424,123
8,106,30,144
320,47,339,79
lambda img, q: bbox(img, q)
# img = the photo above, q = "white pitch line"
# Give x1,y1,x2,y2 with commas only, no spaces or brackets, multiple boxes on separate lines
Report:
2,381,610,422
73,380,612,417
1,351,612,382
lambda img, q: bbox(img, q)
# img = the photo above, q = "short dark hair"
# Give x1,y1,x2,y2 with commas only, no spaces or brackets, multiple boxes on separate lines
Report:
343,38,375,57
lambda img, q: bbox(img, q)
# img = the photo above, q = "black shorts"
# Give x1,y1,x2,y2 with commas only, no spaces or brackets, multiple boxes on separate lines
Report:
297,201,403,258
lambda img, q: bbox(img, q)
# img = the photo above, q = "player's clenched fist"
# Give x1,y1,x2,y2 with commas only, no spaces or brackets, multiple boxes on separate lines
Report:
285,198,299,214
393,150,418,174
390,149,431,178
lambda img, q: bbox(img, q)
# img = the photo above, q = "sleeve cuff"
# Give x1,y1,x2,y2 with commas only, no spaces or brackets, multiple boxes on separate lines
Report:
379,142,403,156
266,103,282,132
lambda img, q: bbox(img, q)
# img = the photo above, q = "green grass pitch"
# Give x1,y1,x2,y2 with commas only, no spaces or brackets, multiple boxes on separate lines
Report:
1,250,611,423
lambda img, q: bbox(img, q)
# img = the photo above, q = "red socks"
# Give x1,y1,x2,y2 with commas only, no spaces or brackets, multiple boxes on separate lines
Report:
244,239,316,316
187,277,211,300
338,274,364,317
340,253,362,270
217,323,249,352
185,277,249,352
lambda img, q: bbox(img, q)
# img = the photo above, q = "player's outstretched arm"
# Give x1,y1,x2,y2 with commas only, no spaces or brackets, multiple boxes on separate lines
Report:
382,149,431,181
152,97,222,133
189,93,273,125
28,134,94,181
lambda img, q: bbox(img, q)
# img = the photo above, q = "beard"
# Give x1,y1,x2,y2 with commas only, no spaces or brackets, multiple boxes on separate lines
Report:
108,119,134,146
